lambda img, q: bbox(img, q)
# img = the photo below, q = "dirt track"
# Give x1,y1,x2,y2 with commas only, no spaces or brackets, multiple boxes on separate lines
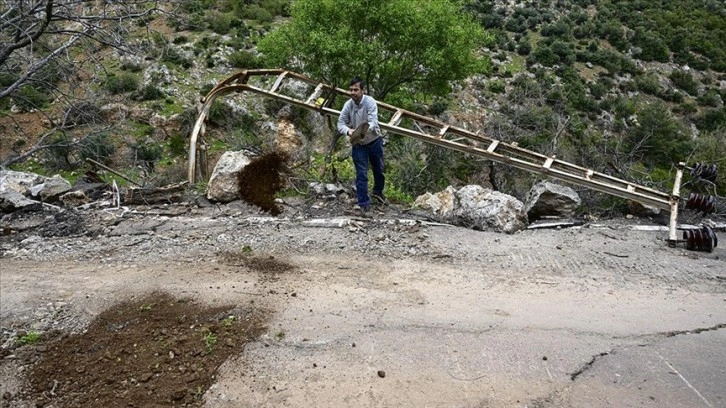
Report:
1,200,725,407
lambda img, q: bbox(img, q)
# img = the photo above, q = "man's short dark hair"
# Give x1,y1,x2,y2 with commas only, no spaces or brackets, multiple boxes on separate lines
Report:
349,77,365,89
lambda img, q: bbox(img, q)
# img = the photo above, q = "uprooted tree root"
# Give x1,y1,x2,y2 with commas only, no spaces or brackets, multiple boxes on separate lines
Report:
238,151,290,216
11,292,269,408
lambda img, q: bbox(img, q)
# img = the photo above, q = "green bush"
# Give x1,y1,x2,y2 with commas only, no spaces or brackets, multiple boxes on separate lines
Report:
627,102,692,167
166,134,188,158
80,133,116,165
206,11,234,35
695,108,726,132
530,44,559,66
12,85,52,111
517,38,532,55
228,50,260,68
138,84,165,101
161,46,192,69
697,89,721,107
673,99,698,114
105,72,139,94
488,80,506,94
208,99,235,127
635,73,661,95
133,141,163,169
0,72,17,87
669,70,699,96
261,0,290,16
238,5,273,23
540,20,571,38
633,30,670,62
428,97,449,116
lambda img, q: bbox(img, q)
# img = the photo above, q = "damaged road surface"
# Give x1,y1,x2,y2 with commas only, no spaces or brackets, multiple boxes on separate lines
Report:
1,203,725,407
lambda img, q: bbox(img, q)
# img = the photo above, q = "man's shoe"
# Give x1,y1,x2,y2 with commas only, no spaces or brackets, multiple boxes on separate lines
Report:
344,205,372,218
371,193,387,206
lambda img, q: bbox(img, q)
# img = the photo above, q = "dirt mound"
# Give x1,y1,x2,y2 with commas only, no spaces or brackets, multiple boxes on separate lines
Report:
237,151,289,215
7,292,269,407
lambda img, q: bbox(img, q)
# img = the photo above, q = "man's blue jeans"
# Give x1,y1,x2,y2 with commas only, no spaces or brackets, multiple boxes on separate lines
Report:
352,137,385,207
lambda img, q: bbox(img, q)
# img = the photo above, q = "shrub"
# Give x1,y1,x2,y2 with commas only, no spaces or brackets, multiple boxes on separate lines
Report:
633,30,669,62
11,85,52,111
166,134,188,157
589,81,607,100
64,101,102,126
517,38,532,55
541,20,571,38
697,89,722,107
673,99,698,114
133,141,163,169
635,73,661,95
695,108,726,132
161,46,192,69
208,99,236,127
531,44,559,66
228,50,260,68
238,5,273,23
627,102,692,167
0,71,16,87
488,80,506,94
669,70,699,96
428,98,449,116
261,0,290,17
206,11,233,35
138,84,165,101
105,72,139,94
80,133,116,165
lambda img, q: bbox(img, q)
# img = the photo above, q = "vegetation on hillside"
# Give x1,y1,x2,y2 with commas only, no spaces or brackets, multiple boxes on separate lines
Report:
1,0,724,215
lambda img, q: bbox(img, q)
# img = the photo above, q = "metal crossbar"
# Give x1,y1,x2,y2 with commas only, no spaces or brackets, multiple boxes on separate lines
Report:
187,69,682,241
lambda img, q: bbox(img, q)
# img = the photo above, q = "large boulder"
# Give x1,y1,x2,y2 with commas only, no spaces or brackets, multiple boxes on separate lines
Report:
207,150,254,203
415,185,527,233
413,186,457,216
627,200,663,217
29,174,72,203
0,189,42,213
524,181,581,220
0,170,46,195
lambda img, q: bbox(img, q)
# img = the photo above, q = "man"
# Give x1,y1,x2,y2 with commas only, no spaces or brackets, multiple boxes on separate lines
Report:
337,77,385,214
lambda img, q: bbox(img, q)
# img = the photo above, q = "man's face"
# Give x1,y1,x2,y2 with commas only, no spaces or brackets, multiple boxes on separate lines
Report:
348,82,364,103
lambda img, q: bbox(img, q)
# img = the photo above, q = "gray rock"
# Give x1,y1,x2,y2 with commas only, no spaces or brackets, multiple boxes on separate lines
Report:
627,200,662,217
0,170,46,195
0,190,42,213
207,150,254,203
452,185,527,233
413,186,457,216
309,182,345,195
59,190,90,207
524,181,581,220
414,185,527,233
29,174,72,203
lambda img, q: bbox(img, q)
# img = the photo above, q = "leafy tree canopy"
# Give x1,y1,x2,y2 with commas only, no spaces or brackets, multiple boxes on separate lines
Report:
257,0,491,101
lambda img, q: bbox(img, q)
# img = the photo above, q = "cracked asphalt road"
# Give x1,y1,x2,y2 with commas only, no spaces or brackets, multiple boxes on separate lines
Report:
1,204,725,407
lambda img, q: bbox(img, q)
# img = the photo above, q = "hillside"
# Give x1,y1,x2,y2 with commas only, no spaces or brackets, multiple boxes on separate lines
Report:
1,0,724,215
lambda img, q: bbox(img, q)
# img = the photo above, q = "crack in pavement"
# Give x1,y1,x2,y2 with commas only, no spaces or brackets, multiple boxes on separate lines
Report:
569,351,612,381
614,322,726,342
568,324,725,383
662,322,726,337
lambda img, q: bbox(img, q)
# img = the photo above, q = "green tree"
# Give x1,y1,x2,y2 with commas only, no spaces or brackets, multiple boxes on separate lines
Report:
257,0,491,100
